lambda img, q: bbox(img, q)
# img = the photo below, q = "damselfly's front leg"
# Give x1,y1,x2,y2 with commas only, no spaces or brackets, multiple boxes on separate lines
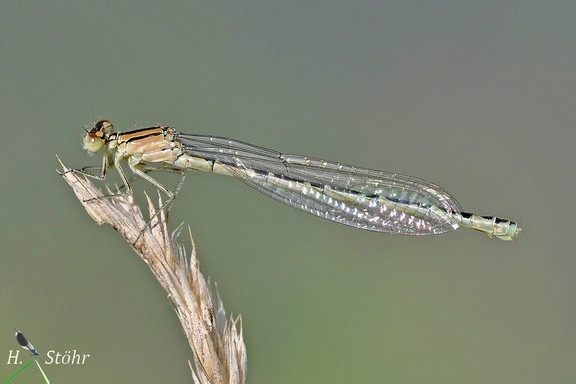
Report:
66,152,138,204
60,151,132,201
62,149,111,182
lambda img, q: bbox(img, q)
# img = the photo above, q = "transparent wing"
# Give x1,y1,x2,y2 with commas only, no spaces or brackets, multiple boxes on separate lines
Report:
175,133,463,235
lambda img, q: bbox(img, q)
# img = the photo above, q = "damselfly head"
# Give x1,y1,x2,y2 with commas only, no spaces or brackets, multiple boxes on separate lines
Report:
83,119,114,153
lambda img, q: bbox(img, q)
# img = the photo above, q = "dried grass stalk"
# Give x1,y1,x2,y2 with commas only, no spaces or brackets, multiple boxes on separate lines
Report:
58,158,246,384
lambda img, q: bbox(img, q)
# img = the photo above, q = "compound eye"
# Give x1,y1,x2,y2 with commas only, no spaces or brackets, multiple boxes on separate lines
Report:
83,132,105,153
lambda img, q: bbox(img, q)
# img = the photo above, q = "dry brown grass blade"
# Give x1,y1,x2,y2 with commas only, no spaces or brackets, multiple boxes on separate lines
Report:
58,157,247,384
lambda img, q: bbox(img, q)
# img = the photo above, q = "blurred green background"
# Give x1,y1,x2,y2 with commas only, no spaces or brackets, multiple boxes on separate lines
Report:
1,1,574,383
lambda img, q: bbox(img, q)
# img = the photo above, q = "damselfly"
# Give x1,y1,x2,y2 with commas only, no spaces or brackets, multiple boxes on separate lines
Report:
74,120,520,240
14,328,40,356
